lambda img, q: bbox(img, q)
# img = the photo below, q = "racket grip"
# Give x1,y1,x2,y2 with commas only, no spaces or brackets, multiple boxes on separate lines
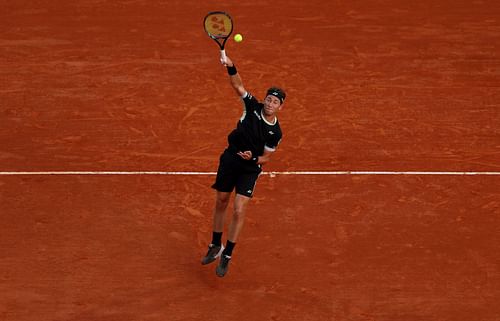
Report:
220,49,227,64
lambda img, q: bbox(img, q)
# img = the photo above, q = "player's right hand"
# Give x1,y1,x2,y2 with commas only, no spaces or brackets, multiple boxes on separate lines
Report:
222,56,233,67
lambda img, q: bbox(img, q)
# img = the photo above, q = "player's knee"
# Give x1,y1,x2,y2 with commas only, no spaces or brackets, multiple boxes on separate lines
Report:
233,207,246,220
216,193,230,208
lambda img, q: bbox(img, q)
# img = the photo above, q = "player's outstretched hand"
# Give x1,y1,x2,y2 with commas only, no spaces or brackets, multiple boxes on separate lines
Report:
221,55,233,67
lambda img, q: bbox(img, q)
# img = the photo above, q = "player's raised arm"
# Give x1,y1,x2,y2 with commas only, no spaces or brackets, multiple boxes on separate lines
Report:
221,56,246,97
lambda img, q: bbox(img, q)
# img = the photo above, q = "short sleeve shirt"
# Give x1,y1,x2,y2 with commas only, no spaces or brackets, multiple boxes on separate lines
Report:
227,92,282,157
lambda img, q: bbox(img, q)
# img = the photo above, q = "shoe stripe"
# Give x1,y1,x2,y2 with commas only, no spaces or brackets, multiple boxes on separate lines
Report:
216,245,225,258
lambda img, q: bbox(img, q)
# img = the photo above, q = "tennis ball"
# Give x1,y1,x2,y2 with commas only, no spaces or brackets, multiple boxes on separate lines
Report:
234,34,243,42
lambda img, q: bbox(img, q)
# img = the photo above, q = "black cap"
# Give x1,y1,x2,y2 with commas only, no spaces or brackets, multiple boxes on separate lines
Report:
266,87,286,104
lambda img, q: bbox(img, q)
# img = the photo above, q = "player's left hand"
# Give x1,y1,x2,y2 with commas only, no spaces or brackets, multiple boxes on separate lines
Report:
237,150,252,160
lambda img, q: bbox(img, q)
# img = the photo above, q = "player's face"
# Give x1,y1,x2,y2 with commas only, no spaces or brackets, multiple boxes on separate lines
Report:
263,95,282,116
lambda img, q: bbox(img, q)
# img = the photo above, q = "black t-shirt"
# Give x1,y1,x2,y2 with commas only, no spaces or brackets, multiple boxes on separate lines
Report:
227,92,282,157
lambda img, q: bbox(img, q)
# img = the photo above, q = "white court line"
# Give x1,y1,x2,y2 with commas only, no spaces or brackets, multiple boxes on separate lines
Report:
0,171,499,176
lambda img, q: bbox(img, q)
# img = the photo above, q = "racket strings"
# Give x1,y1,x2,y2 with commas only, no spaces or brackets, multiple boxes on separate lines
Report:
204,13,232,38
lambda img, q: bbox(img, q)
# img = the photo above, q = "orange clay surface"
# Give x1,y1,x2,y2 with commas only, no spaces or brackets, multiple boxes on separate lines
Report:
1,1,500,320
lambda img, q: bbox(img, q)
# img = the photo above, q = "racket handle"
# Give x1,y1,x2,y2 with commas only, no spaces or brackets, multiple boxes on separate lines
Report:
220,49,227,64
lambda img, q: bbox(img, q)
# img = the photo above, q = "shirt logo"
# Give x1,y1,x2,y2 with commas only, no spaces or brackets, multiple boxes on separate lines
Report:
253,110,262,120
268,131,274,135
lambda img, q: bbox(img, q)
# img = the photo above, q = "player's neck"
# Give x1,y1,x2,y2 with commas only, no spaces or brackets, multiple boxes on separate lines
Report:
262,112,277,125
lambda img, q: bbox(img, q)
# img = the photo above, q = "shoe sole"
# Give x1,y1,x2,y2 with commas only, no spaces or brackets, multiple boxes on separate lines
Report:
215,266,227,277
201,245,224,265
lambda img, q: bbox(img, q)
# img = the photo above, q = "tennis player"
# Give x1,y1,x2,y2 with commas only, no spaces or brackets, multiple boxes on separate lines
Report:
201,55,286,277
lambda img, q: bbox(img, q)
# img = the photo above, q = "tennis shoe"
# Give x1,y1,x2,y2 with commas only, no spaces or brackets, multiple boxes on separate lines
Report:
201,244,224,265
216,254,231,277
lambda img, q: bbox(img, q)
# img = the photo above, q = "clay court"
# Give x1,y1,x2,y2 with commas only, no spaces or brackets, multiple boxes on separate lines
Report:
1,1,499,320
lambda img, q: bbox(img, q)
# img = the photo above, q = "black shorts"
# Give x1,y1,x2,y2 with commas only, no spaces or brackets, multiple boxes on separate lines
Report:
211,149,262,198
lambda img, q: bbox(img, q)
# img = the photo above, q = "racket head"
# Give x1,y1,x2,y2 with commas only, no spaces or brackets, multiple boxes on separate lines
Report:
204,11,233,43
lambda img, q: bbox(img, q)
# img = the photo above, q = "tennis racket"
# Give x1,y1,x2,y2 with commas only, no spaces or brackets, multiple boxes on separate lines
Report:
203,11,233,63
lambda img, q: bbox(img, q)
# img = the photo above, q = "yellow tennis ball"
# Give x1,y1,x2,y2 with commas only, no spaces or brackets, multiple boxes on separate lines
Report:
234,34,243,42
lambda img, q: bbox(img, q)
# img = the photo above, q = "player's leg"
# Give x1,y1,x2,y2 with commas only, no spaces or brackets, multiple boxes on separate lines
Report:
203,151,236,265
212,191,231,239
216,170,259,277
227,193,251,243
216,193,251,277
201,191,231,265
